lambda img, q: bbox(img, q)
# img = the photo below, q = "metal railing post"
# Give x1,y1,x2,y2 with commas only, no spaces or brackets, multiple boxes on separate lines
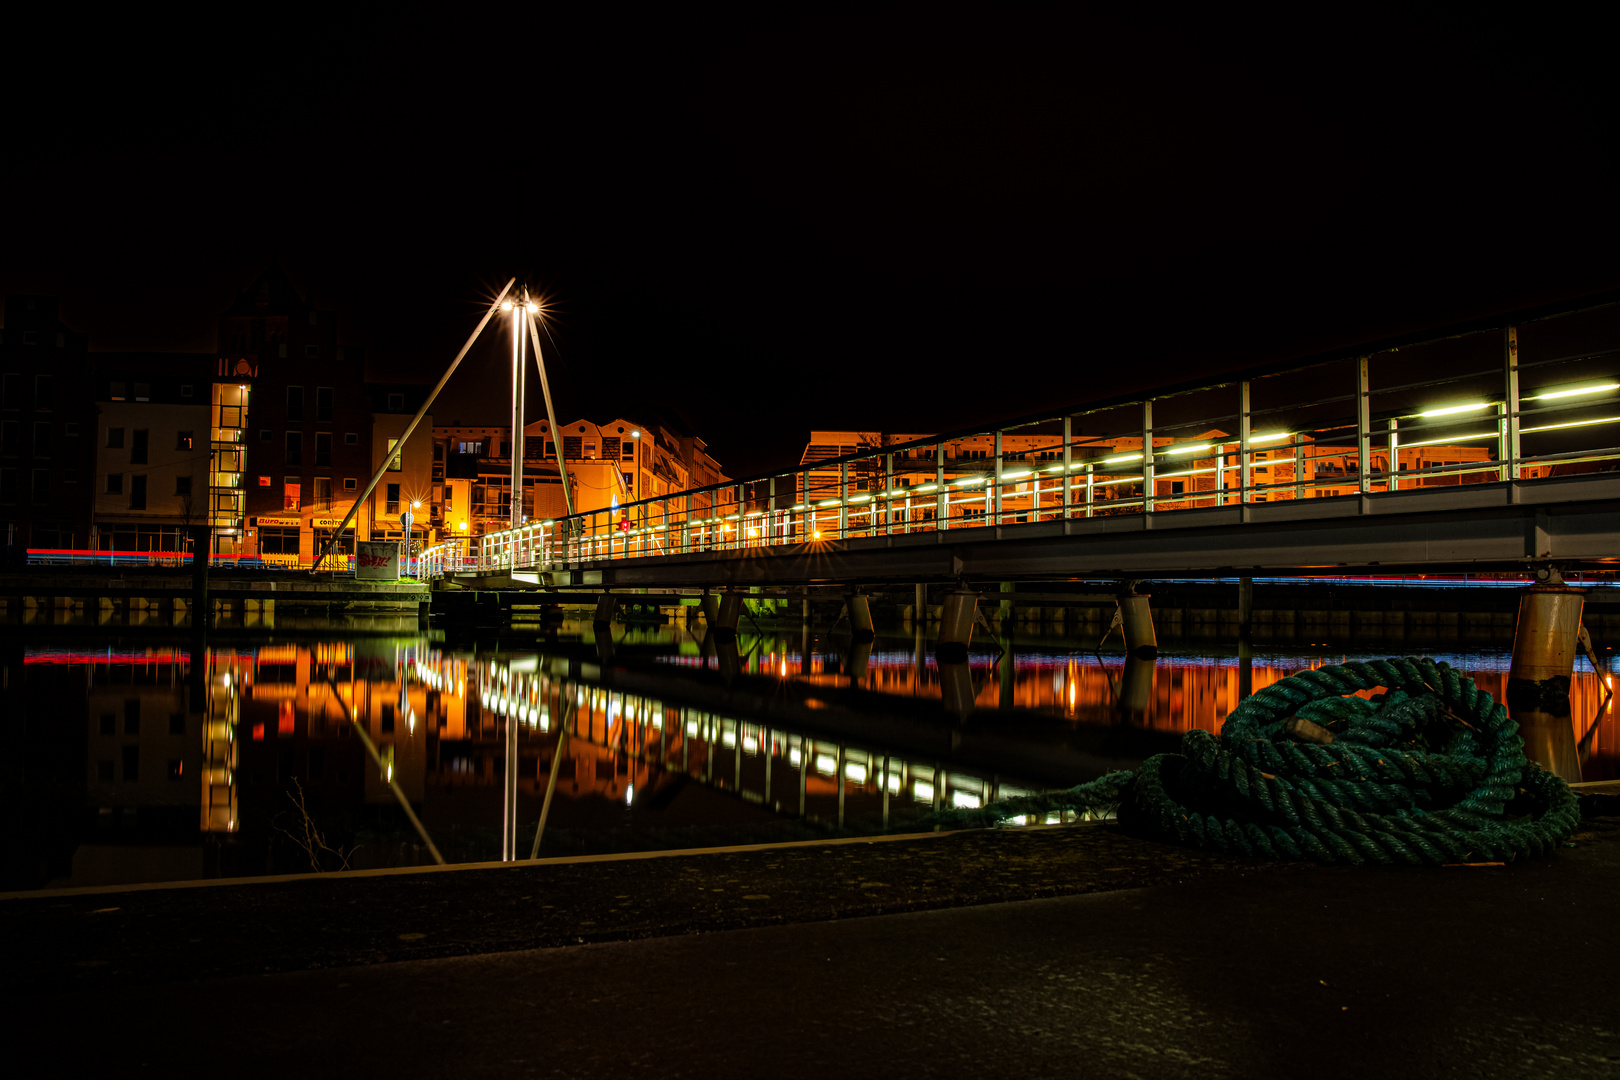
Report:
884,453,894,535
1239,380,1252,505
1086,462,1094,516
1501,326,1521,481
683,494,691,554
1294,437,1305,500
1142,401,1155,513
839,461,850,539
1389,418,1400,491
993,429,1004,527
1357,356,1372,496
768,476,776,545
936,442,947,530
1062,416,1072,519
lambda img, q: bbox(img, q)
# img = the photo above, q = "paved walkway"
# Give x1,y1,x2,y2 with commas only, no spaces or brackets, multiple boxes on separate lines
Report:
6,818,1617,1078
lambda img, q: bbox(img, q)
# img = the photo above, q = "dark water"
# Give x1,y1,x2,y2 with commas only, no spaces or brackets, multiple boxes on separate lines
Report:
3,621,1613,892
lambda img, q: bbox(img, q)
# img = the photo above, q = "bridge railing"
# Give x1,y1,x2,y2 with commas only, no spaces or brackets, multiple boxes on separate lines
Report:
421,298,1620,578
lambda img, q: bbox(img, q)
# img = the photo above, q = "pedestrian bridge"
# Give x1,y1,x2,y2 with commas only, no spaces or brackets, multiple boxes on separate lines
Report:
424,297,1620,589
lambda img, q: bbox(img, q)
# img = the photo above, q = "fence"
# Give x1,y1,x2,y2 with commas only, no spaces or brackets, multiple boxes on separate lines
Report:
412,299,1620,577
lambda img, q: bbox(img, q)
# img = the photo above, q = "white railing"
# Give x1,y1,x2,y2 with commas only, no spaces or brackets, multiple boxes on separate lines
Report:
422,299,1620,579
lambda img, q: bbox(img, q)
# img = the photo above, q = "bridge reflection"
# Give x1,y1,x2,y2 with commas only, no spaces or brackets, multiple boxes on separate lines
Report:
5,632,1613,890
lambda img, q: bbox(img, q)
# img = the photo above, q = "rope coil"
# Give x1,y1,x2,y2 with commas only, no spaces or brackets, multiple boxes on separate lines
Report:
933,656,1580,866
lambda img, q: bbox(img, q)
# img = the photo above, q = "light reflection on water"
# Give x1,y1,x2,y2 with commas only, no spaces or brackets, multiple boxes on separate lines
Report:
2,623,1613,892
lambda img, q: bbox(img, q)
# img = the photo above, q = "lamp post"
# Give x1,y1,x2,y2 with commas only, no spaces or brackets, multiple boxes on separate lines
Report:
501,289,540,532
402,507,415,578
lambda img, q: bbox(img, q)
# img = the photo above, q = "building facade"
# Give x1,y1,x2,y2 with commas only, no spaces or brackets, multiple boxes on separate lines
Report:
0,294,95,554
90,364,212,554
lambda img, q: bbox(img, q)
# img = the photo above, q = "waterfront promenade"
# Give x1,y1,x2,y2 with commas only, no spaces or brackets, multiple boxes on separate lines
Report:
4,800,1616,1078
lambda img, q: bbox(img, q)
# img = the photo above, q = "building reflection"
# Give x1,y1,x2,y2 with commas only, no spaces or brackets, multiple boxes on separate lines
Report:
4,633,1613,891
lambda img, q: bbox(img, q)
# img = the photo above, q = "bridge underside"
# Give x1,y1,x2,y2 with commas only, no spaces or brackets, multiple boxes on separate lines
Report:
505,476,1619,590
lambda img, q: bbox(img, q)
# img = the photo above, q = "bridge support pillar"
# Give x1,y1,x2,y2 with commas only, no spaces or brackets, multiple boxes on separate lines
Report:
937,589,978,663
940,660,975,718
1119,655,1156,719
846,592,874,643
713,591,745,644
1118,591,1158,660
700,592,720,630
592,593,617,629
1238,575,1254,699
1507,577,1585,782
913,583,927,625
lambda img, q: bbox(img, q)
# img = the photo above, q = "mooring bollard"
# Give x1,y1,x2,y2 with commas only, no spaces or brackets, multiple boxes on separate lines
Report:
1118,591,1158,660
1506,573,1584,782
937,588,978,663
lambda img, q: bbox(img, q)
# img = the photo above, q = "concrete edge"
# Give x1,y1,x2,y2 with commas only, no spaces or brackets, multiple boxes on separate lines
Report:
0,828,979,902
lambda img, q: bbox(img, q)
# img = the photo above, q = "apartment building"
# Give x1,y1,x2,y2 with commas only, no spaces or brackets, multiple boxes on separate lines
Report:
0,294,95,553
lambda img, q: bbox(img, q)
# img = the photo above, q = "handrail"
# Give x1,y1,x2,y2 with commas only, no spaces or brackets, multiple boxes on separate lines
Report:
421,293,1620,579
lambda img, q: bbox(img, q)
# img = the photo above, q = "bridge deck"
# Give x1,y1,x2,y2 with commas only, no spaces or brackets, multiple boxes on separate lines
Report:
532,475,1619,588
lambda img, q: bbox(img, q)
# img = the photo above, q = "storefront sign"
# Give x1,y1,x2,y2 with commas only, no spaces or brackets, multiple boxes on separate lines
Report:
255,517,300,528
356,541,399,580
312,518,347,528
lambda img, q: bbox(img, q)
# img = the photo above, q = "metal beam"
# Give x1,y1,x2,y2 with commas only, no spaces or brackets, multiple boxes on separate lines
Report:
311,278,515,573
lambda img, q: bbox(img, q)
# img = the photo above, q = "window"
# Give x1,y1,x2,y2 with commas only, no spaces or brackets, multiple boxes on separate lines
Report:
63,468,77,485
177,431,193,450
443,485,452,502
34,375,53,410
305,344,319,359
32,422,49,457
110,381,126,400
499,440,510,458
260,429,273,442
63,422,78,437
313,477,332,510
125,699,141,733
122,745,139,782
1170,481,1185,495
100,713,116,735
21,331,38,345
257,526,300,555
344,477,357,491
0,421,18,455
315,432,332,467
107,473,124,495
286,386,304,422
258,475,271,487
107,426,125,449
30,469,48,505
134,382,150,401
130,474,147,510
167,759,184,782
316,387,333,421
1,374,19,409
623,441,636,460
0,468,16,504
387,438,401,471
181,384,194,398
284,478,301,511
131,429,148,464
388,393,404,412
345,432,358,445
386,482,400,515
175,476,191,496
285,431,302,466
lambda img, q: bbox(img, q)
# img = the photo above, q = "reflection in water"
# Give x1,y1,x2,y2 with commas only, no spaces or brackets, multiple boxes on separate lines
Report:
2,626,1614,891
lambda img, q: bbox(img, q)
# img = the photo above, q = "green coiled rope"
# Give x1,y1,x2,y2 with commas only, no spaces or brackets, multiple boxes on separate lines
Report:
930,656,1580,865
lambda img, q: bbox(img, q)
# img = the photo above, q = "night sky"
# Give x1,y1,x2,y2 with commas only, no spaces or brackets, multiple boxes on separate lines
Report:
5,9,1618,475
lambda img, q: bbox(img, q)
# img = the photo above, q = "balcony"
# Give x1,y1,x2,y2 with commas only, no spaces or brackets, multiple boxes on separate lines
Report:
284,496,301,511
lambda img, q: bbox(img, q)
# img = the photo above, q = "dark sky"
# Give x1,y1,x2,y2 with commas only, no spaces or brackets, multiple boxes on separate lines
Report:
5,8,1618,474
